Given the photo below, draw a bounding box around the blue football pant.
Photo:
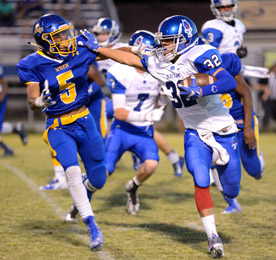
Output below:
[237,115,264,177]
[185,129,241,199]
[105,126,159,175]
[46,113,106,189]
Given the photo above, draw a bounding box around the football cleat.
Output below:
[2,146,14,156]
[222,198,242,214]
[83,215,104,251]
[14,122,28,145]
[64,204,78,223]
[173,156,185,177]
[208,234,225,258]
[125,180,140,215]
[39,178,68,190]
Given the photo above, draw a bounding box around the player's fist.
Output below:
[145,108,164,122]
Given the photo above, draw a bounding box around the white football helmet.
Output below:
[210,0,238,22]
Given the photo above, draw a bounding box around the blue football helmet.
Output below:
[92,18,121,47]
[33,14,77,60]
[129,30,155,47]
[210,0,238,22]
[154,15,199,62]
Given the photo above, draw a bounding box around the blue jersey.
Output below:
[16,36,97,116]
[220,52,251,123]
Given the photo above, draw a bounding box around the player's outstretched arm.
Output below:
[97,47,146,72]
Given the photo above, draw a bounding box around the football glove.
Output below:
[131,43,153,57]
[35,80,56,108]
[178,77,202,100]
[78,29,99,53]
[237,45,248,59]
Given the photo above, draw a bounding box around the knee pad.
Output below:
[223,184,240,199]
[87,163,107,190]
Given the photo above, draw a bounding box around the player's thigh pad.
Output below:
[47,127,79,171]
[184,130,212,188]
[104,127,126,175]
[131,135,159,163]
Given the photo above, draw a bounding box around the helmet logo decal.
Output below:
[182,19,192,38]
[34,24,43,34]
[134,35,143,46]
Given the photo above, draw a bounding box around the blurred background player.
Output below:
[0,62,28,156]
[105,30,167,215]
[201,0,247,59]
[212,52,265,214]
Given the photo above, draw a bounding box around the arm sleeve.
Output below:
[201,69,237,96]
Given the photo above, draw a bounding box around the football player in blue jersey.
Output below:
[0,63,28,156]
[210,52,265,213]
[16,14,108,251]
[201,0,248,59]
[39,62,108,191]
[80,15,243,258]
[201,0,264,214]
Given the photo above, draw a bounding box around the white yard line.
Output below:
[1,161,115,260]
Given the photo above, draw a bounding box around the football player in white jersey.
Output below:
[78,14,242,258]
[105,30,167,215]
[201,0,247,59]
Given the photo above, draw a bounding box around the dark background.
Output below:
[113,0,213,34]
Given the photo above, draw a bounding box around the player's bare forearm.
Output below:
[27,83,42,111]
[235,74,256,149]
[96,47,146,71]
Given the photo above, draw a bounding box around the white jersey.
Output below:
[107,63,160,127]
[97,42,128,76]
[201,18,246,54]
[144,44,236,133]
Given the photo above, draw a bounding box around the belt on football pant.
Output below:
[43,108,90,156]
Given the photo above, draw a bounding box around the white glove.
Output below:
[131,43,153,56]
[145,108,164,122]
[34,80,56,108]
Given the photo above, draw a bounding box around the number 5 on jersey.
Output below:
[57,70,77,104]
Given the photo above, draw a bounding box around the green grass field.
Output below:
[1,132,276,260]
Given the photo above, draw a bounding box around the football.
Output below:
[180,73,217,87]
